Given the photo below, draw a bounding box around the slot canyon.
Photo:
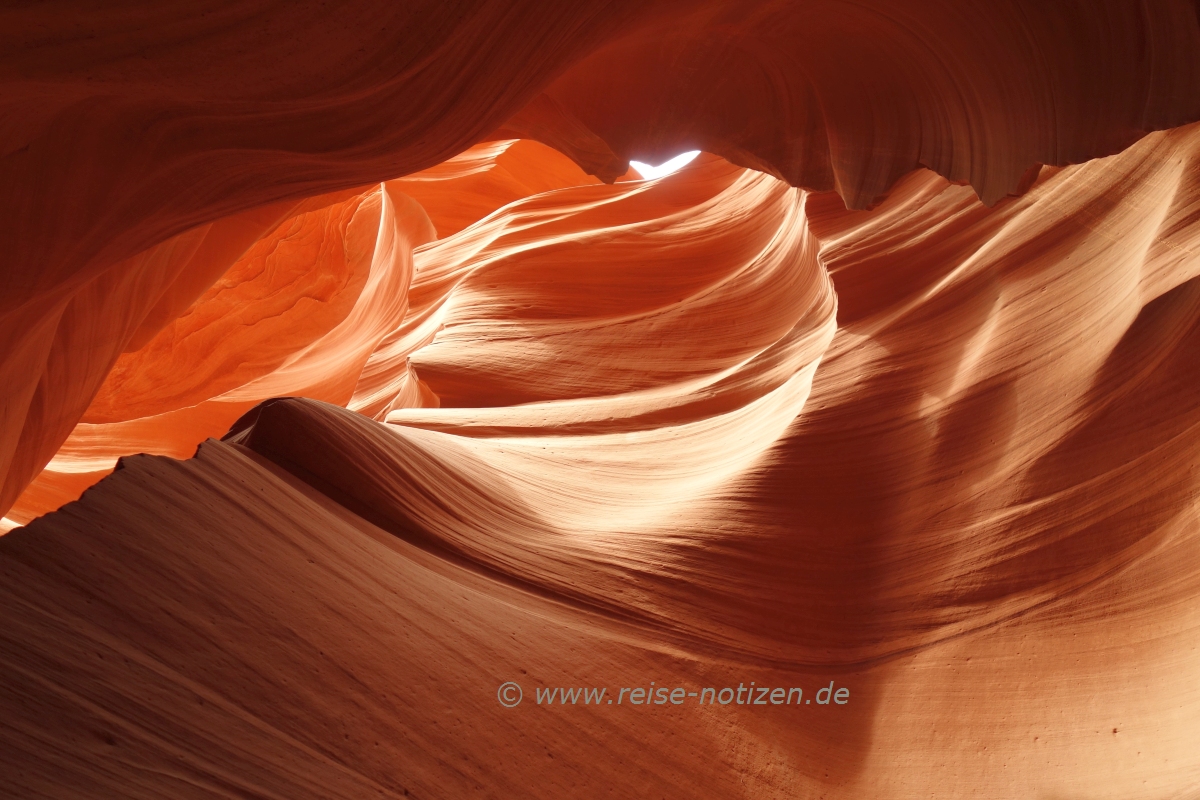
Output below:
[4,2,1200,797]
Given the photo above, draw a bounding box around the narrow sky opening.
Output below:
[629,150,701,180]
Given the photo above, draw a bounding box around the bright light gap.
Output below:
[629,150,701,180]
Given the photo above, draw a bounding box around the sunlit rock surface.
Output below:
[4,2,1200,797]
[4,140,603,526]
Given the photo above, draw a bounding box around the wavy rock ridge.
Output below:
[3,123,1200,796]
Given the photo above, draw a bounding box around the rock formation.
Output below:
[3,2,1200,797]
